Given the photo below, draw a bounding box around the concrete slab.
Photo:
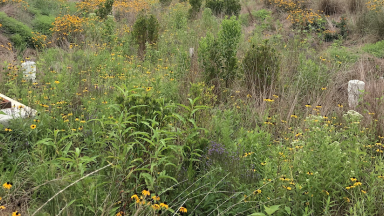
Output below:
[0,93,37,126]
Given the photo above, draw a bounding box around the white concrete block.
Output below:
[189,48,194,58]
[0,93,37,126]
[348,80,365,108]
[21,61,36,82]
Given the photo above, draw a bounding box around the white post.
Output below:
[348,80,365,108]
[189,48,194,58]
[21,61,36,82]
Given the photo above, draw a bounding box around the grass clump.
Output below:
[363,40,384,58]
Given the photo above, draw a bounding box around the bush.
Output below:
[243,40,280,92]
[0,12,34,47]
[32,15,55,36]
[132,13,159,58]
[189,0,203,19]
[205,0,241,17]
[160,0,172,6]
[199,16,242,88]
[96,0,114,20]
[253,9,271,21]
[205,0,223,16]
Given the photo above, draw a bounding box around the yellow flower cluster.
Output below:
[76,0,149,14]
[50,15,84,41]
[366,0,384,11]
[266,0,321,27]
[31,32,49,49]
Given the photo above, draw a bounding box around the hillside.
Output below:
[1,0,384,215]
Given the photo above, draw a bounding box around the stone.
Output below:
[348,80,365,108]
[21,61,36,82]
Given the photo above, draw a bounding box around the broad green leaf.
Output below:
[264,205,281,215]
[249,213,266,216]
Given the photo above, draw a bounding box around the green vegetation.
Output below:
[363,40,384,58]
[3,0,384,215]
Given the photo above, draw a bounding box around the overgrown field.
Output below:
[2,0,384,215]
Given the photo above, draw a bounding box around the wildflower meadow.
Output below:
[2,0,384,215]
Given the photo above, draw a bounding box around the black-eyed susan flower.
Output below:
[291,114,298,118]
[346,185,351,190]
[142,189,150,196]
[151,204,160,210]
[3,182,12,189]
[30,124,36,130]
[131,194,139,201]
[343,197,350,203]
[306,172,313,175]
[354,181,362,186]
[12,211,20,216]
[116,211,124,216]
[152,195,160,201]
[254,189,261,194]
[316,105,322,108]
[54,80,60,84]
[160,202,169,209]
[80,119,86,123]
[273,94,279,98]
[0,206,5,210]
[350,177,357,182]
[305,104,311,108]
[4,128,12,132]
[338,104,343,108]
[102,101,108,104]
[179,206,187,213]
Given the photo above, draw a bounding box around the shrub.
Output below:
[132,13,159,58]
[199,16,242,88]
[96,0,114,20]
[205,0,223,16]
[32,15,55,36]
[205,0,241,17]
[0,12,34,47]
[253,9,271,21]
[242,40,280,92]
[223,0,241,16]
[159,0,172,6]
[189,0,203,19]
